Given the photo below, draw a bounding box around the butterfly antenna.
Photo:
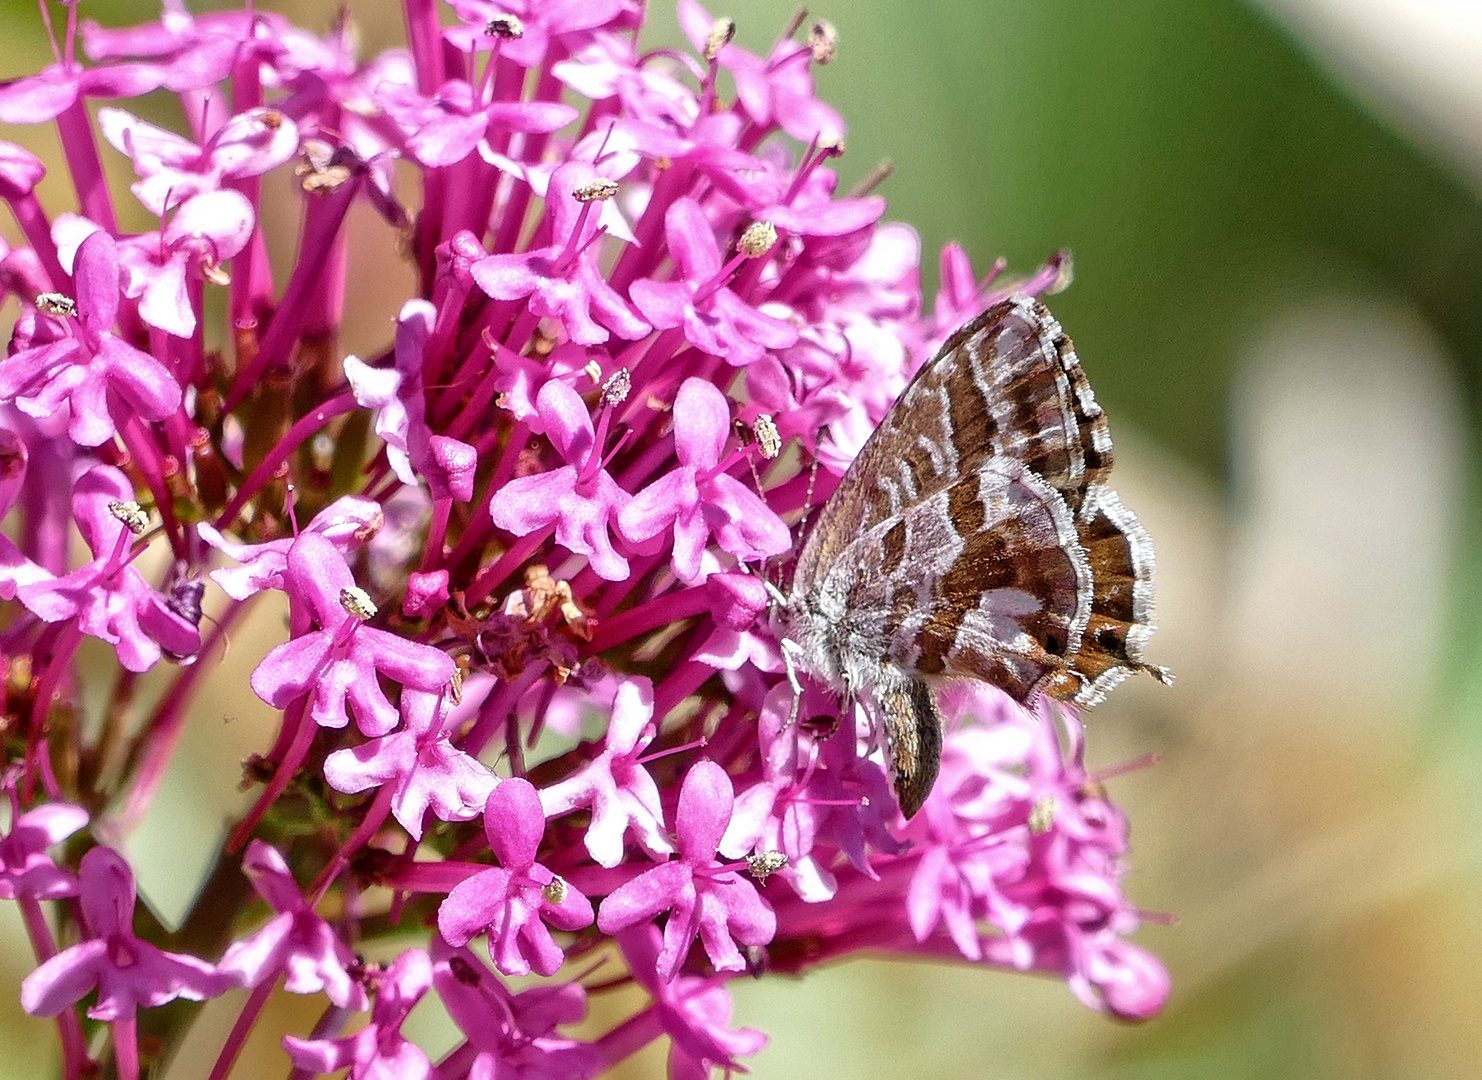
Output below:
[792,431,824,552]
[203,611,233,662]
[736,414,785,585]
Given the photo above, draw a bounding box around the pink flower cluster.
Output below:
[0,1,1168,1077]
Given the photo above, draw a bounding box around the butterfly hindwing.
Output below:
[797,456,1091,704]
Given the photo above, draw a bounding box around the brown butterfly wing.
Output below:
[793,295,1162,706]
[810,456,1093,702]
[795,296,1098,591]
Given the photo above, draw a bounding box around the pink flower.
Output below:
[97,105,300,217]
[629,198,798,367]
[598,760,776,981]
[615,924,767,1079]
[344,299,476,498]
[197,495,383,601]
[0,231,179,445]
[677,0,844,144]
[432,942,602,1079]
[18,465,200,672]
[539,677,674,868]
[0,795,88,901]
[488,378,633,581]
[283,948,434,1080]
[55,192,255,338]
[21,847,231,1020]
[323,688,497,838]
[438,778,595,977]
[217,841,369,1010]
[382,77,577,168]
[249,532,454,735]
[0,55,163,126]
[471,161,649,346]
[618,377,791,584]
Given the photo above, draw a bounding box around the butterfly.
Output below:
[780,295,1169,817]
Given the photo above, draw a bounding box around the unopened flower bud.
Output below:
[35,292,77,317]
[1028,795,1057,834]
[809,20,838,63]
[486,14,524,38]
[738,221,778,258]
[704,17,736,60]
[572,178,618,203]
[340,586,377,621]
[108,500,149,535]
[747,850,788,881]
[543,875,569,904]
[600,368,631,407]
[753,414,781,459]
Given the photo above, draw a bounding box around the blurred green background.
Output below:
[5,0,1482,1077]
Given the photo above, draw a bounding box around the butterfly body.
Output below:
[782,296,1166,817]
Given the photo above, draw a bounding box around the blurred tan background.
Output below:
[6,1,1482,1078]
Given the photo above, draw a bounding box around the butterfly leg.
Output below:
[779,636,806,698]
[778,636,808,727]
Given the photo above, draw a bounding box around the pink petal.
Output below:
[663,198,723,280]
[135,251,194,337]
[73,230,121,339]
[438,866,511,947]
[482,99,578,134]
[210,107,301,178]
[251,634,333,710]
[674,761,733,861]
[534,379,595,465]
[482,778,544,871]
[165,189,254,257]
[489,466,576,536]
[606,678,655,756]
[285,532,357,627]
[672,378,729,469]
[97,334,182,420]
[706,474,792,559]
[616,469,689,546]
[20,939,108,1016]
[78,846,135,939]
[0,140,46,198]
[407,111,491,167]
[542,881,595,932]
[470,251,544,301]
[595,862,691,934]
[0,68,80,125]
[669,501,710,585]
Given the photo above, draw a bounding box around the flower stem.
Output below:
[205,979,277,1080]
[214,391,358,530]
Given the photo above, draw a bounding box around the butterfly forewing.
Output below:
[794,296,1098,593]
